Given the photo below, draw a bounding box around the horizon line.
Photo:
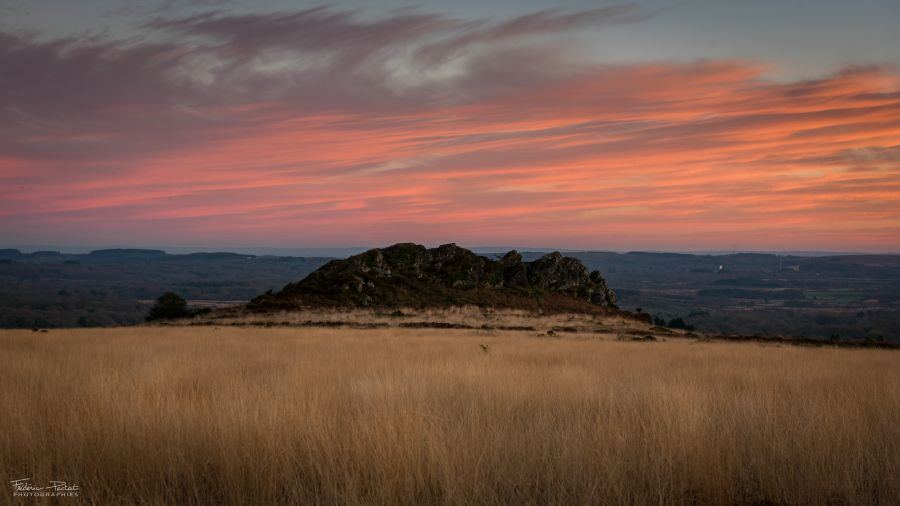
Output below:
[2,244,897,257]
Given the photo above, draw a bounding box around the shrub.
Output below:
[146,292,189,321]
[668,317,695,331]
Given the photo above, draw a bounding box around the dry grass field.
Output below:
[2,320,899,505]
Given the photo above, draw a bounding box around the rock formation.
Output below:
[249,243,617,312]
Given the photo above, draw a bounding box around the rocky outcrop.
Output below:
[249,243,617,312]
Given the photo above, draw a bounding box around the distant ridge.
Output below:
[89,249,167,256]
[249,243,618,313]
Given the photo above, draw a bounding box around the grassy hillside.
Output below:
[2,323,898,504]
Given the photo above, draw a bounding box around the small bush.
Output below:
[668,317,695,331]
[146,292,190,321]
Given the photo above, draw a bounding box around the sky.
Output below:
[1,0,899,252]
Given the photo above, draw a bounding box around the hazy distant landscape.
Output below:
[2,247,897,341]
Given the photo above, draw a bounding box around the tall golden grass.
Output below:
[1,325,899,505]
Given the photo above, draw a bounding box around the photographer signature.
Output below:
[10,478,79,492]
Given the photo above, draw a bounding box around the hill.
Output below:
[0,249,328,327]
[248,243,618,313]
[1,247,897,340]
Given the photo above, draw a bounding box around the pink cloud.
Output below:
[0,8,899,251]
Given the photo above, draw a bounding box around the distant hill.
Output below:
[0,249,329,328]
[249,243,618,313]
[1,246,897,340]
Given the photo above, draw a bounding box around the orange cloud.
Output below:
[1,11,898,250]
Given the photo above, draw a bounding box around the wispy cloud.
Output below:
[0,6,898,250]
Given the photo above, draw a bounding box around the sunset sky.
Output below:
[1,0,899,252]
